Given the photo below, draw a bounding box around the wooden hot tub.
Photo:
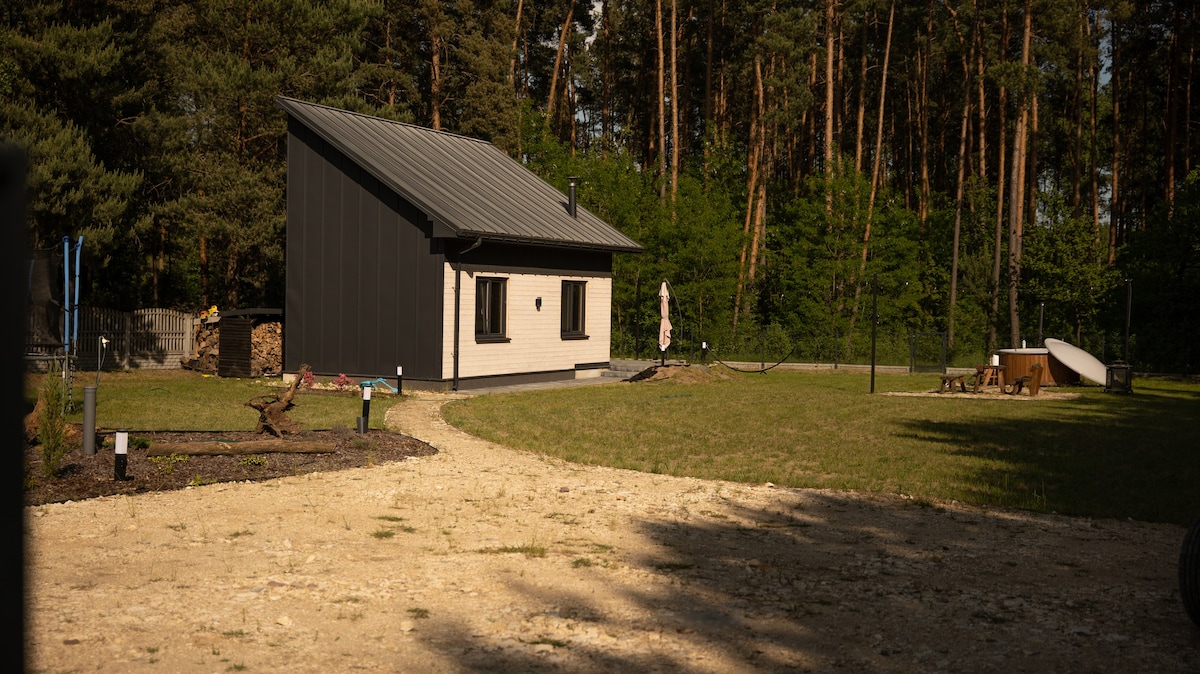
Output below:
[997,348,1080,386]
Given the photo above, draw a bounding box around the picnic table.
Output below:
[973,364,1005,393]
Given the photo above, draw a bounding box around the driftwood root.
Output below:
[246,364,310,437]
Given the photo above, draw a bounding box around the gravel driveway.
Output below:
[26,390,1200,672]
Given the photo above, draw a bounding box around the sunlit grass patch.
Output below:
[444,371,1200,524]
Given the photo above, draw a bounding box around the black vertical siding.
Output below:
[285,120,445,380]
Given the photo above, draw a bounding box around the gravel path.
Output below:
[26,390,1200,672]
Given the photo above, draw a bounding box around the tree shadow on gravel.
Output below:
[417,491,1198,673]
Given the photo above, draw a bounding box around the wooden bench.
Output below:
[939,374,967,393]
[1009,363,1043,396]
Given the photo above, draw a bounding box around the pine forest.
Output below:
[4,0,1199,372]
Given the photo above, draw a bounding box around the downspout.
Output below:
[452,237,483,391]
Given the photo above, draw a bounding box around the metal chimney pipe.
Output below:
[567,177,578,218]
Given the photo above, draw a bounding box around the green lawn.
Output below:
[30,369,397,432]
[443,369,1200,525]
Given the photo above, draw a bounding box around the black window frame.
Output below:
[475,276,509,343]
[561,280,588,340]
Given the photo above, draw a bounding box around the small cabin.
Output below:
[277,97,642,389]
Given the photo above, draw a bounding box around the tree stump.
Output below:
[246,364,309,437]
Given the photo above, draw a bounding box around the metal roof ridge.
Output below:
[275,96,494,146]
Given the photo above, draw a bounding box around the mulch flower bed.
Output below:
[24,427,437,507]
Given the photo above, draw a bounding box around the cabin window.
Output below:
[475,277,507,341]
[561,281,587,339]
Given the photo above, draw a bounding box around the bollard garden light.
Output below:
[358,384,372,434]
[114,430,129,481]
[82,386,96,455]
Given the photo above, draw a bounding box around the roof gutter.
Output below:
[447,230,643,254]
[452,237,484,391]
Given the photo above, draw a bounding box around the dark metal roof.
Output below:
[277,97,643,253]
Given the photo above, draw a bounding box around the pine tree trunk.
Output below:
[862,0,894,255]
[824,0,836,217]
[989,8,1010,356]
[430,34,442,130]
[656,0,667,198]
[509,0,524,86]
[734,53,765,329]
[1071,9,1084,216]
[1186,15,1194,176]
[918,9,932,229]
[854,10,869,174]
[1027,90,1038,225]
[845,0,893,345]
[1165,5,1180,214]
[199,234,209,308]
[670,0,680,205]
[602,0,612,141]
[546,3,575,122]
[1089,12,1101,246]
[1008,0,1032,348]
[385,14,396,106]
[948,25,973,350]
[704,0,714,130]
[747,173,767,294]
[1109,15,1121,264]
[976,8,987,180]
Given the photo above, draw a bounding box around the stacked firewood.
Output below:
[181,316,282,376]
[182,319,219,373]
[251,321,283,376]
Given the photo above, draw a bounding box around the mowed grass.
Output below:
[28,369,397,432]
[443,370,1200,525]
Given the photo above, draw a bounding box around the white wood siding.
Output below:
[441,263,611,380]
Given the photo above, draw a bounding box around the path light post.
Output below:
[358,384,372,434]
[82,386,96,455]
[114,430,129,481]
[1038,302,1045,346]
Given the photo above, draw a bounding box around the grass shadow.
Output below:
[892,382,1200,524]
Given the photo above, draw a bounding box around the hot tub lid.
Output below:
[1045,338,1106,385]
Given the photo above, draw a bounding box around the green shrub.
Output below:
[37,373,70,478]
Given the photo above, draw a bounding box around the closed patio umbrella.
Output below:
[658,281,672,365]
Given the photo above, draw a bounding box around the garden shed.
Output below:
[216,308,283,378]
[277,97,642,390]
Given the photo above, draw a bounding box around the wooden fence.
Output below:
[27,308,194,370]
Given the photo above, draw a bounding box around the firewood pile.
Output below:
[182,319,219,374]
[251,321,283,376]
[181,318,282,376]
